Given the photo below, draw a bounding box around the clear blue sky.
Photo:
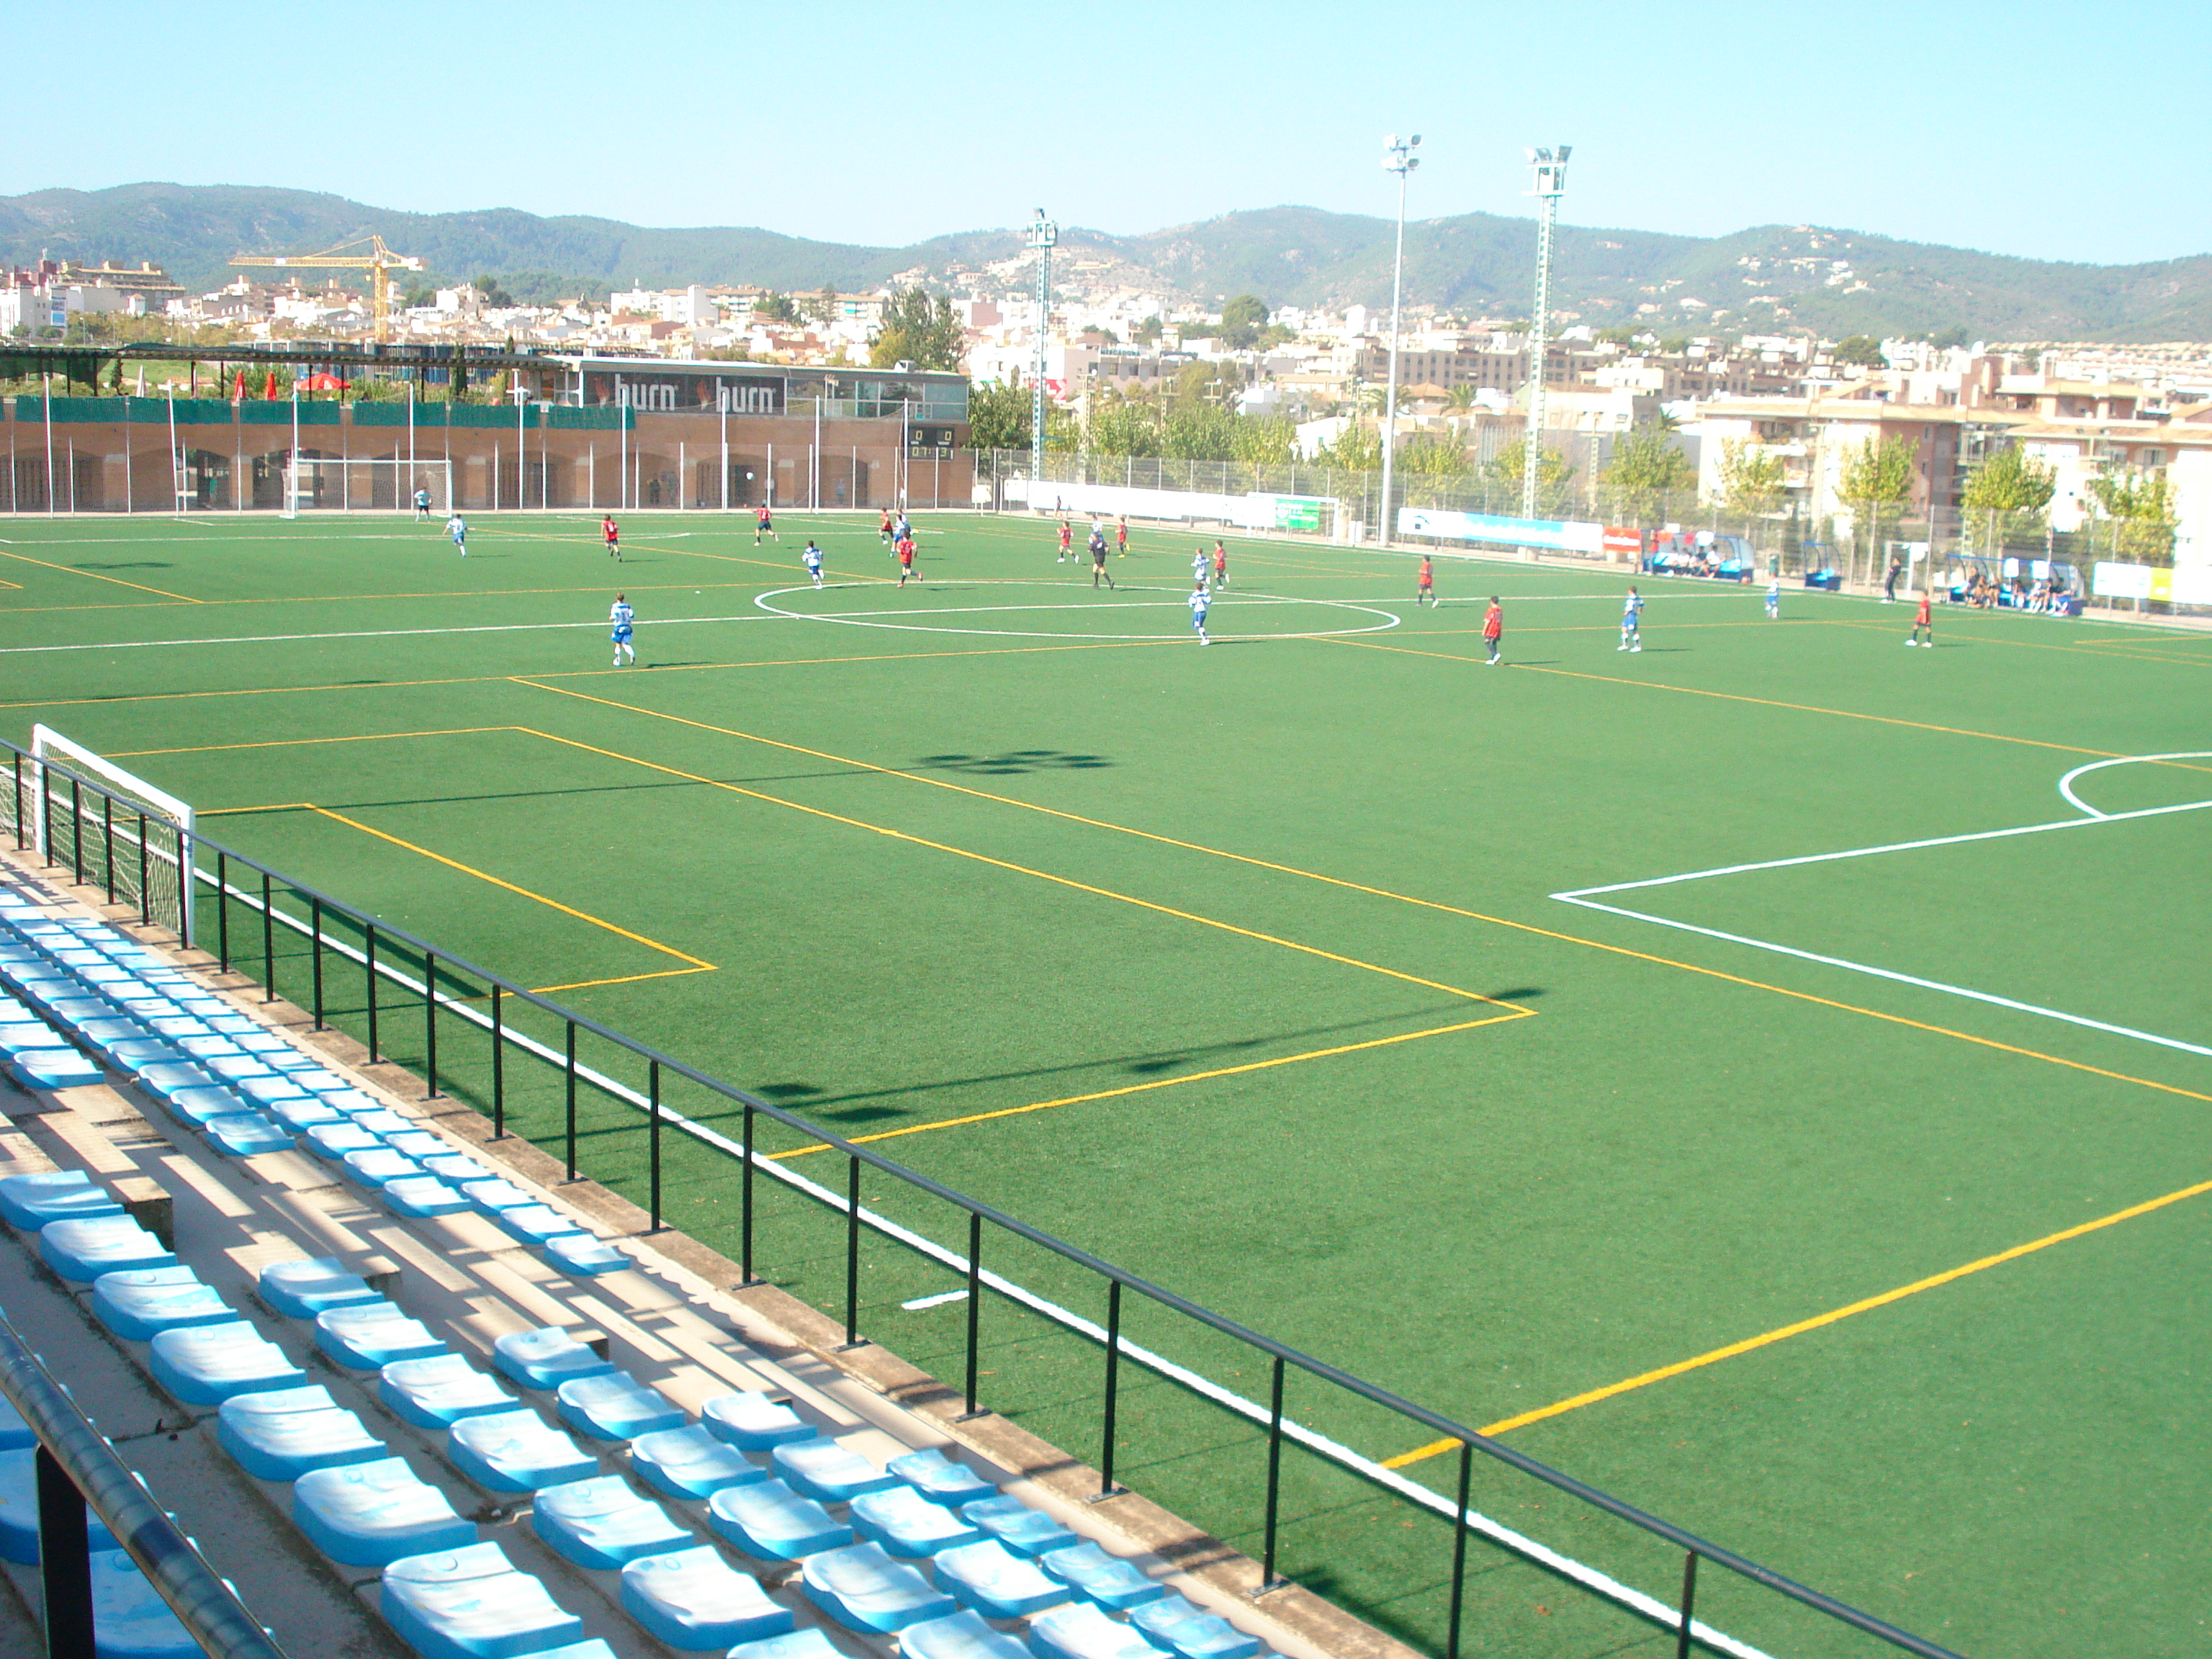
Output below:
[8,0,2206,265]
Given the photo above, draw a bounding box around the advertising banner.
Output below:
[1397,508,1606,554]
[1602,526,1642,559]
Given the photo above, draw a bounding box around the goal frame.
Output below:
[282,457,454,518]
[30,726,197,945]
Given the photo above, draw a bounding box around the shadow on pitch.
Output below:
[76,561,176,570]
[745,992,1542,1124]
[914,750,1113,777]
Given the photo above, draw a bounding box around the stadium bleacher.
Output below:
[0,876,1318,1659]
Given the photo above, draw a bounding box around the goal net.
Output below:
[282,457,454,518]
[14,727,196,945]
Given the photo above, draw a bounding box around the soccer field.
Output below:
[3,510,2207,1658]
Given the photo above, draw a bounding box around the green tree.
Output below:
[1131,316,1164,346]
[870,287,964,372]
[2086,469,2178,560]
[1960,443,2056,553]
[1838,436,1917,578]
[1400,433,1470,477]
[472,274,515,309]
[965,379,1032,452]
[1830,334,1885,367]
[1087,393,1163,458]
[1601,425,1696,534]
[1718,439,1786,516]
[1219,295,1269,351]
[1316,422,1382,472]
[753,291,801,325]
[1482,439,1574,511]
[805,284,839,324]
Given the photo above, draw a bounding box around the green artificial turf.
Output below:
[2,509,2206,1659]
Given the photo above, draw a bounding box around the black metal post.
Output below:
[1259,1354,1287,1592]
[38,761,53,870]
[364,925,379,1064]
[9,752,20,851]
[136,813,150,927]
[1447,1441,1473,1659]
[423,950,439,1097]
[562,1020,577,1180]
[35,1444,94,1659]
[648,1059,662,1231]
[258,871,274,1001]
[841,1155,863,1349]
[1676,1551,1700,1659]
[310,898,324,1028]
[960,1210,984,1419]
[101,793,114,903]
[68,778,83,886]
[739,1102,759,1286]
[490,984,505,1138]
[1097,1280,1123,1501]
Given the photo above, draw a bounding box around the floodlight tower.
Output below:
[1519,145,1570,531]
[1377,134,1420,547]
[1028,209,1058,480]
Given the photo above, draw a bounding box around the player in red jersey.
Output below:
[1416,556,1435,606]
[879,507,894,545]
[601,514,621,561]
[1483,596,1503,664]
[897,533,918,588]
[1213,540,1228,588]
[1116,516,1129,557]
[1907,588,1934,647]
[1057,519,1073,562]
[755,503,778,546]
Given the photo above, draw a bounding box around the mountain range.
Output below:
[4,183,2208,343]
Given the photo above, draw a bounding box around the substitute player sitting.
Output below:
[609,594,635,666]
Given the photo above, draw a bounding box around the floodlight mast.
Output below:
[1377,134,1420,548]
[1519,144,1570,543]
[1028,210,1058,482]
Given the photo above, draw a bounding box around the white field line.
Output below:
[202,870,1768,1658]
[1555,759,2212,1060]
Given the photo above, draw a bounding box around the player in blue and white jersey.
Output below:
[609,594,635,666]
[1765,575,1781,620]
[1192,545,1212,586]
[1189,580,1212,645]
[802,541,824,587]
[413,486,431,520]
[1619,586,1643,652]
[445,513,467,556]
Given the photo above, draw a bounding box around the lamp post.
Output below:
[1378,134,1420,547]
[1519,145,1570,544]
[1028,210,1058,485]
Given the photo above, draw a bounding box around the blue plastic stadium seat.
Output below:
[492,1327,614,1392]
[1041,1542,1166,1611]
[629,1425,763,1501]
[1028,1601,1174,1659]
[258,1257,379,1319]
[904,1609,1038,1659]
[495,1205,587,1249]
[932,1539,1071,1619]
[202,1054,276,1086]
[553,1372,684,1443]
[150,1321,306,1405]
[166,1086,253,1130]
[303,1123,381,1161]
[706,1480,850,1561]
[206,1112,294,1158]
[771,1438,895,1503]
[1128,1597,1262,1659]
[422,1154,487,1184]
[801,1541,956,1635]
[12,1048,102,1090]
[849,1484,984,1559]
[91,1266,234,1341]
[89,1547,198,1659]
[117,1037,204,1074]
[268,1095,343,1134]
[541,1233,626,1277]
[133,1061,215,1102]
[622,1545,793,1650]
[286,1067,350,1094]
[727,1630,844,1659]
[447,1409,598,1493]
[960,1503,1079,1565]
[295,1457,475,1568]
[380,1355,513,1430]
[701,1391,814,1450]
[216,1385,385,1480]
[40,1215,177,1283]
[461,1178,532,1216]
[0,1396,32,1451]
[237,1073,310,1109]
[341,1148,426,1190]
[530,1475,691,1570]
[385,1175,470,1218]
[0,1169,121,1231]
[319,1088,383,1115]
[0,1448,117,1563]
[47,998,116,1028]
[78,1017,152,1054]
[315,1301,448,1370]
[889,1446,997,1505]
[381,1542,584,1659]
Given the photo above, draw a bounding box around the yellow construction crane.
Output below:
[228,234,425,344]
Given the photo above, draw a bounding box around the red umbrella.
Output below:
[300,372,350,392]
[263,370,278,401]
[232,369,245,401]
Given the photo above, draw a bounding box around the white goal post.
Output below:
[29,727,197,945]
[282,457,455,518]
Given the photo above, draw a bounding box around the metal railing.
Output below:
[1,738,1970,1659]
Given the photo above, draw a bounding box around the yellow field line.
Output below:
[1817,615,2212,669]
[511,723,1530,1013]
[529,968,715,994]
[770,1015,1523,1159]
[0,580,783,617]
[197,800,715,971]
[112,727,513,758]
[510,678,2212,1104]
[1382,1172,2212,1465]
[0,547,202,601]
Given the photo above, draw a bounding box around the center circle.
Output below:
[752,579,1403,641]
